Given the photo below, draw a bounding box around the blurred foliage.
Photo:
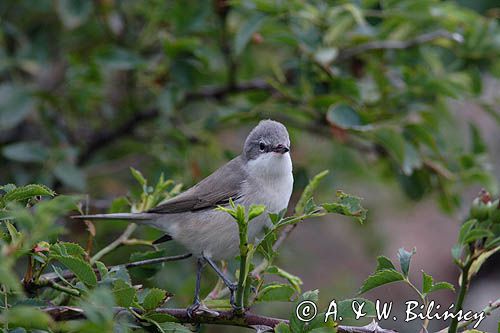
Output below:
[1,0,500,331]
[0,0,499,212]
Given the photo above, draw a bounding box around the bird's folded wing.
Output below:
[147,156,246,214]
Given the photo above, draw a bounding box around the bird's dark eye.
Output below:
[259,142,266,151]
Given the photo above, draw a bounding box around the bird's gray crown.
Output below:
[243,119,290,160]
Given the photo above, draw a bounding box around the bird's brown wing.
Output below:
[147,156,246,214]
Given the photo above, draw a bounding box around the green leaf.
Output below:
[290,290,319,333]
[326,104,365,130]
[338,298,376,320]
[462,229,494,244]
[156,322,191,333]
[130,167,147,186]
[258,283,296,302]
[58,242,86,258]
[53,163,86,191]
[2,142,49,163]
[266,266,303,292]
[112,279,137,307]
[0,262,22,292]
[428,281,455,293]
[397,247,415,277]
[248,204,266,221]
[143,288,168,311]
[295,170,329,215]
[358,269,405,294]
[96,47,142,70]
[376,256,396,271]
[234,13,266,56]
[373,128,405,165]
[458,219,477,244]
[144,312,179,323]
[275,322,292,333]
[2,184,55,203]
[56,0,93,29]
[3,306,53,329]
[53,255,97,287]
[0,84,34,131]
[322,190,366,223]
[422,271,433,294]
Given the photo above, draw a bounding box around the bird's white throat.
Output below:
[246,152,293,181]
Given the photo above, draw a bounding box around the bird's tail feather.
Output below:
[71,213,153,220]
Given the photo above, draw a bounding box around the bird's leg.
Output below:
[202,255,240,311]
[187,257,205,318]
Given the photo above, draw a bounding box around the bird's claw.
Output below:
[187,299,200,319]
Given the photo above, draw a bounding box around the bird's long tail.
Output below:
[71,213,154,220]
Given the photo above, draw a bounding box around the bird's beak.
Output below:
[272,144,290,154]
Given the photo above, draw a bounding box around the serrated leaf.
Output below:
[358,269,404,294]
[376,256,396,271]
[112,279,137,307]
[428,282,455,293]
[322,190,366,223]
[2,184,55,203]
[59,242,86,258]
[295,170,329,215]
[397,247,415,277]
[143,288,168,311]
[53,255,97,287]
[422,271,433,294]
[258,284,295,302]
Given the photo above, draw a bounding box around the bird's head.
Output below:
[243,119,290,162]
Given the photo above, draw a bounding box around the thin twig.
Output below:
[40,306,397,332]
[336,30,464,61]
[30,253,193,288]
[90,223,137,264]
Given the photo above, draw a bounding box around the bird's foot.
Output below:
[228,283,244,314]
[187,299,201,319]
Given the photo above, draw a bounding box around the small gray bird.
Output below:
[74,119,293,314]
